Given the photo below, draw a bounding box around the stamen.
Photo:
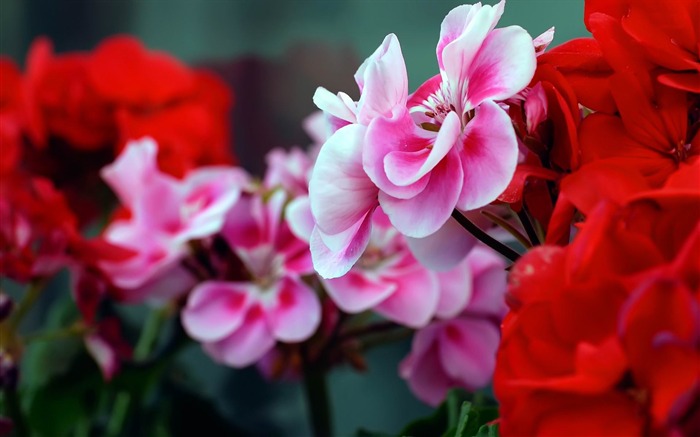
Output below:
[420,122,441,132]
[425,111,436,118]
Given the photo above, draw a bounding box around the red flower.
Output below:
[0,58,23,175]
[586,0,700,93]
[21,35,236,178]
[24,38,116,150]
[495,190,700,436]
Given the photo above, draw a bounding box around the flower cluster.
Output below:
[2,1,698,435]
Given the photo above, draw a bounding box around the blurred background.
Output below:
[1,1,587,435]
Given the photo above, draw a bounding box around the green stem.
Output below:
[106,307,170,436]
[23,323,89,344]
[516,208,541,246]
[451,210,521,262]
[302,361,332,437]
[7,280,45,332]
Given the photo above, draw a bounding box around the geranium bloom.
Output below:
[98,138,248,301]
[585,0,700,93]
[364,0,536,237]
[399,246,508,405]
[182,191,321,367]
[321,209,440,328]
[308,33,406,278]
[495,190,700,436]
[308,1,536,278]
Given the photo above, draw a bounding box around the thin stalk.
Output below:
[451,210,521,262]
[23,323,89,344]
[480,210,532,249]
[106,307,170,437]
[7,280,45,332]
[302,359,332,437]
[516,208,541,246]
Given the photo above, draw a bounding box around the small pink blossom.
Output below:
[98,137,248,301]
[308,34,408,279]
[400,246,508,405]
[321,209,440,328]
[364,0,536,238]
[182,191,321,367]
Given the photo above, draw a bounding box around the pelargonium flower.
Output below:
[321,209,440,328]
[308,1,536,278]
[365,0,535,238]
[495,190,700,436]
[399,246,508,405]
[308,33,407,278]
[182,190,321,367]
[98,138,248,301]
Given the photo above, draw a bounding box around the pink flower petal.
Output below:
[312,87,357,124]
[437,318,500,389]
[323,269,396,312]
[178,167,248,240]
[310,215,373,279]
[182,281,251,342]
[455,100,518,211]
[309,124,378,236]
[407,74,443,109]
[364,112,432,200]
[435,258,473,319]
[466,26,536,108]
[203,304,276,368]
[286,196,314,243]
[400,340,453,406]
[85,334,119,381]
[405,214,476,271]
[384,112,462,186]
[465,246,508,317]
[375,265,440,328]
[379,150,463,238]
[100,137,160,209]
[440,2,505,94]
[266,277,321,342]
[355,33,408,123]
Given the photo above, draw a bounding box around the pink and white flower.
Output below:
[98,137,249,301]
[399,245,508,405]
[364,0,536,238]
[308,1,536,278]
[182,191,321,367]
[308,34,408,279]
[321,209,440,328]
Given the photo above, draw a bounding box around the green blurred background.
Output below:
[1,1,587,435]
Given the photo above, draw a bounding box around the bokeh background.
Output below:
[1,1,588,435]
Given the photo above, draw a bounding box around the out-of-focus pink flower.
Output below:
[98,138,248,301]
[364,1,535,239]
[182,191,321,367]
[321,209,440,328]
[308,34,407,279]
[263,147,313,196]
[400,246,507,405]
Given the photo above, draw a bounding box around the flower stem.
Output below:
[516,208,541,246]
[451,210,521,262]
[302,359,332,437]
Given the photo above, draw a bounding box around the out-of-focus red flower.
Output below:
[20,35,236,180]
[0,58,23,175]
[585,0,700,93]
[0,173,78,281]
[24,38,116,150]
[495,189,700,437]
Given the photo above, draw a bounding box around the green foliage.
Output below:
[354,390,499,437]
